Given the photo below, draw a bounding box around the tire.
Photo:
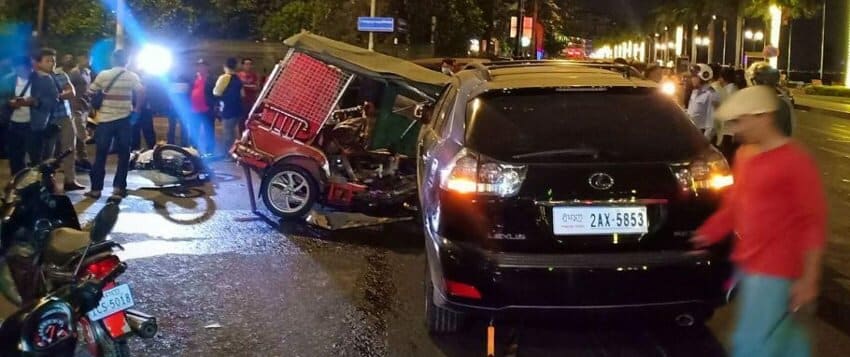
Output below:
[152,144,203,180]
[260,164,319,220]
[425,262,465,335]
[92,334,131,357]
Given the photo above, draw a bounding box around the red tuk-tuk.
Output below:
[232,32,449,225]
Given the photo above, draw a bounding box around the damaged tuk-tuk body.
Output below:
[232,32,448,227]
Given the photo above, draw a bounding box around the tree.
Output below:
[433,0,486,56]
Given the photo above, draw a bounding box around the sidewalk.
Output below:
[790,88,850,119]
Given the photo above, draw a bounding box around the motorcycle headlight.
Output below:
[22,299,75,353]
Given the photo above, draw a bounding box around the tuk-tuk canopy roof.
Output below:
[284,32,449,99]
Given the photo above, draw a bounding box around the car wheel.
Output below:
[260,164,319,220]
[425,262,465,334]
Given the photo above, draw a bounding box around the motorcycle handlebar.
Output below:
[37,150,73,173]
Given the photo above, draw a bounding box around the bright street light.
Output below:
[136,44,173,75]
[667,41,675,48]
[754,31,764,41]
[744,30,754,40]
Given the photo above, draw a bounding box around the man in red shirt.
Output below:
[190,59,215,156]
[692,85,826,357]
[238,58,260,133]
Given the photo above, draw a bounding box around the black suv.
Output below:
[416,61,733,334]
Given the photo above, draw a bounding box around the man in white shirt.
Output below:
[85,49,145,199]
[1,56,38,174]
[687,64,721,139]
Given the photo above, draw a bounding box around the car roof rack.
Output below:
[483,60,634,79]
[463,62,492,81]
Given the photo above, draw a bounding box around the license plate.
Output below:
[87,284,135,322]
[553,206,649,235]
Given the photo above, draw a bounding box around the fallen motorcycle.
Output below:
[129,143,210,197]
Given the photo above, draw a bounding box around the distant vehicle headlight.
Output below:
[137,44,173,76]
[660,81,677,96]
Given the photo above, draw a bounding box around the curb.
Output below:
[794,104,850,120]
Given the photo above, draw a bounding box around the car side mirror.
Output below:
[414,103,433,125]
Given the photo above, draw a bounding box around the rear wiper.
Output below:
[512,148,600,160]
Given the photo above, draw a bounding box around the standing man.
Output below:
[69,54,93,171]
[189,59,215,156]
[167,71,191,145]
[132,68,157,151]
[214,57,243,158]
[30,48,61,162]
[1,56,38,174]
[687,64,720,139]
[52,55,85,191]
[715,67,740,160]
[85,49,145,199]
[692,85,826,357]
[238,58,259,133]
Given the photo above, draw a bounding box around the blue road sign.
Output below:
[357,17,395,33]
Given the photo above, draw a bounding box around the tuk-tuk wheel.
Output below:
[260,164,319,220]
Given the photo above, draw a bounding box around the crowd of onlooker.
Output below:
[0,48,265,199]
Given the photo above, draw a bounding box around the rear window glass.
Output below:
[465,88,707,163]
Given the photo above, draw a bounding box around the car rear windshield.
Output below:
[465,87,707,163]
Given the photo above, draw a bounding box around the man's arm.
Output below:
[131,74,145,113]
[88,72,105,94]
[57,73,75,100]
[789,154,828,311]
[213,74,230,97]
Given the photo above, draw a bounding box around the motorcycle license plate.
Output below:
[87,284,135,321]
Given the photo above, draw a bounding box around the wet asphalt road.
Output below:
[3,109,850,356]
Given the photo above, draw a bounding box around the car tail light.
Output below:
[441,149,527,197]
[671,150,733,193]
[445,280,482,300]
[84,256,121,279]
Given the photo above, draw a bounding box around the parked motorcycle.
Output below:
[0,202,156,356]
[0,157,157,355]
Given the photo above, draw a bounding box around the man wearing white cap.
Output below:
[692,85,826,357]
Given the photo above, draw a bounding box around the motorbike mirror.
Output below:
[90,203,120,243]
[414,103,433,124]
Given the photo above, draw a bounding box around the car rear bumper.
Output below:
[426,234,732,317]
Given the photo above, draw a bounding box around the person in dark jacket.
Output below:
[1,56,40,173]
[30,48,61,163]
[213,57,243,159]
[132,70,159,150]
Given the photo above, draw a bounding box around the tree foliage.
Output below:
[0,0,572,57]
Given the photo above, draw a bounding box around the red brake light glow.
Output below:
[446,280,482,300]
[84,256,120,279]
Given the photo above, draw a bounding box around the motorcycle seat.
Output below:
[43,228,91,266]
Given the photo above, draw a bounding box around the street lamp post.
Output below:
[708,15,716,64]
[116,0,126,49]
[36,0,46,39]
[722,19,728,65]
[368,0,376,51]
